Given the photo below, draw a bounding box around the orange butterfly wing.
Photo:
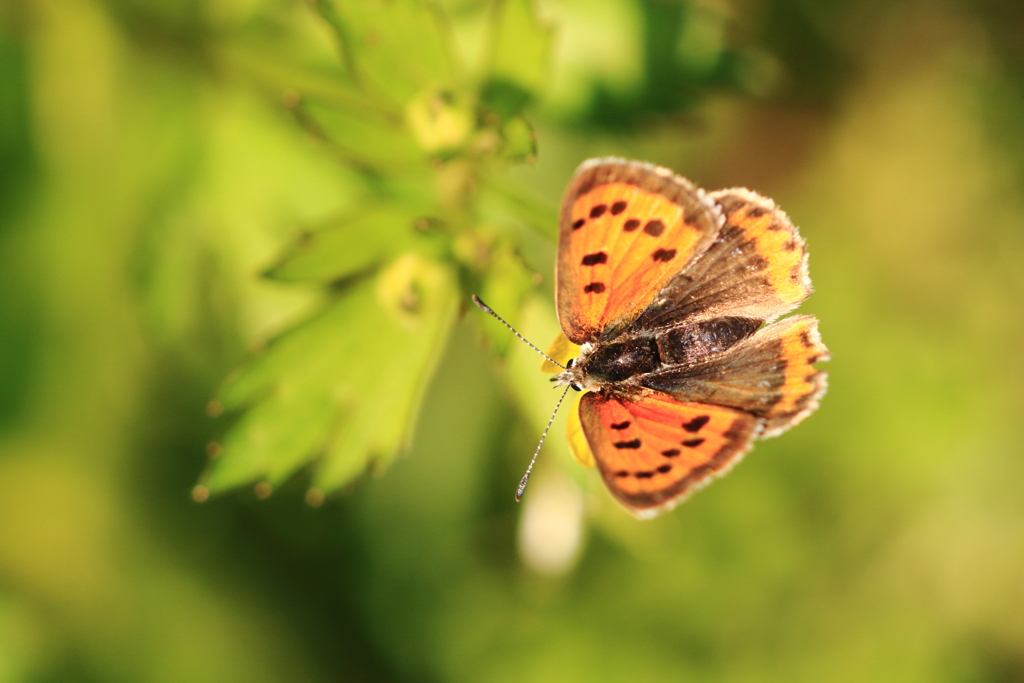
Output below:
[556,158,723,344]
[578,391,760,517]
[755,316,829,436]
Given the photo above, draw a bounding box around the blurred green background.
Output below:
[2,0,1024,680]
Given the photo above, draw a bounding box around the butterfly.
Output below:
[475,158,829,517]
[521,157,829,520]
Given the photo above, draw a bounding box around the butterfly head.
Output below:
[552,348,590,392]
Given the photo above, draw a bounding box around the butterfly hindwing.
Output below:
[641,315,829,437]
[556,158,723,344]
[633,188,812,331]
[578,391,760,517]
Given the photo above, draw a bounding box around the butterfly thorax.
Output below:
[555,337,659,392]
[555,317,763,393]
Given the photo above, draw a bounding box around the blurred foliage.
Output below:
[2,0,1024,682]
[192,0,561,500]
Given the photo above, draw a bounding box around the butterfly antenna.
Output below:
[516,385,571,501]
[471,294,565,370]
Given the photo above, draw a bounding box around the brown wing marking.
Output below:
[556,158,723,344]
[641,315,829,438]
[579,391,760,517]
[632,188,812,331]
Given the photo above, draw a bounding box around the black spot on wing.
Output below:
[651,248,677,262]
[611,200,627,215]
[572,218,585,230]
[582,252,608,266]
[683,415,709,432]
[610,421,631,430]
[615,470,629,478]
[644,219,665,236]
[623,219,641,232]
[657,464,672,473]
[635,471,654,479]
[590,204,607,218]
[661,449,680,457]
[682,438,705,448]
[614,439,642,449]
[584,282,606,294]
[747,206,767,218]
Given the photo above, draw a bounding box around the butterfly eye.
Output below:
[567,358,575,368]
[570,384,581,392]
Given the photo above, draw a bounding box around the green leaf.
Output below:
[318,0,458,105]
[206,253,459,495]
[205,390,337,494]
[497,114,537,162]
[479,78,533,120]
[265,204,423,283]
[300,97,426,170]
[487,0,554,96]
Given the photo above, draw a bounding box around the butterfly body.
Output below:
[549,158,830,518]
[554,316,763,392]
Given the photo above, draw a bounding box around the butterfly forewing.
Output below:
[556,159,723,344]
[633,188,812,332]
[578,391,760,517]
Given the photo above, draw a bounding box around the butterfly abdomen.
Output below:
[654,317,761,366]
[577,317,761,389]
